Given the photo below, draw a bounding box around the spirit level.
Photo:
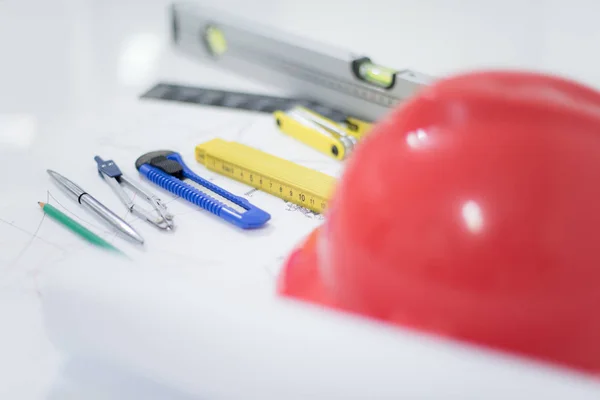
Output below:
[169,2,433,122]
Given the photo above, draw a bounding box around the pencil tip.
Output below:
[38,202,45,207]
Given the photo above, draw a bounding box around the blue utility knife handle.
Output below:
[167,152,249,208]
[137,153,270,229]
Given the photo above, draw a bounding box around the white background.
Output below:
[2,0,600,398]
[3,0,600,120]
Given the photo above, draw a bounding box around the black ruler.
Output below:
[140,82,358,123]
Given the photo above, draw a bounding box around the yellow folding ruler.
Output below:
[195,139,336,214]
[274,106,372,161]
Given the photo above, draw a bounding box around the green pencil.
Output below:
[38,201,122,254]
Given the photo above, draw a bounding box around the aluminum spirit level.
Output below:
[169,2,434,122]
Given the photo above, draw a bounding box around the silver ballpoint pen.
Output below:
[47,169,145,244]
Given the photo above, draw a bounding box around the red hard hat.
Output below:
[277,70,600,374]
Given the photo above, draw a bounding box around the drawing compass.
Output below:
[95,156,175,230]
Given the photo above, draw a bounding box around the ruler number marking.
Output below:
[208,157,327,213]
[221,162,234,175]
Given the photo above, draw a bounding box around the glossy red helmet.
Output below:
[277,70,600,374]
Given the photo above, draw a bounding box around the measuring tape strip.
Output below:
[195,139,336,214]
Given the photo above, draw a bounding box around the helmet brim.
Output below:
[276,226,333,307]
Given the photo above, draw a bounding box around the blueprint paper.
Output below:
[0,97,340,397]
[0,98,341,281]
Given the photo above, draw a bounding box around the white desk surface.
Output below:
[3,0,600,398]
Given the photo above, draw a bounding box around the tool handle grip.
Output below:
[139,165,270,229]
[140,165,223,215]
[169,152,245,206]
